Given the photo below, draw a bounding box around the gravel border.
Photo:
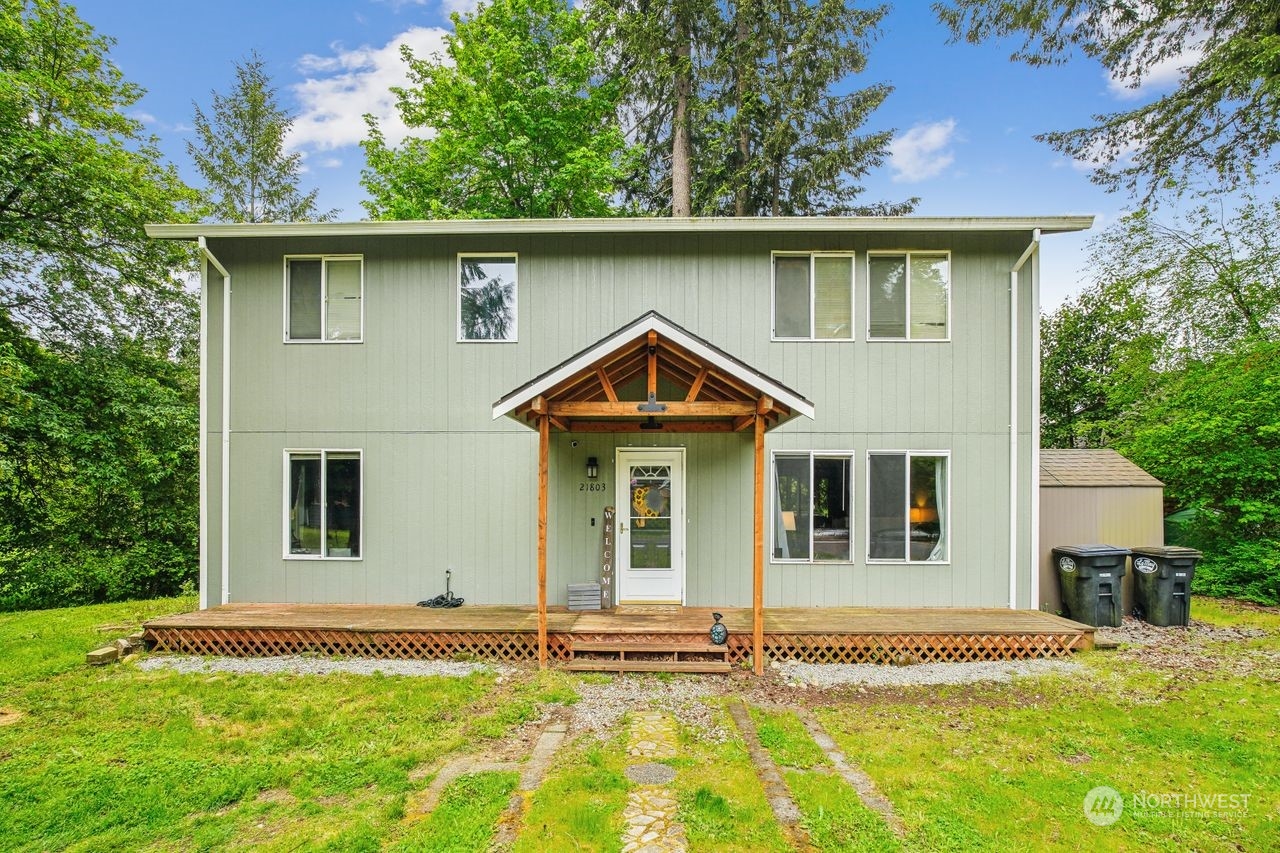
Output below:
[778,659,1084,687]
[137,654,508,678]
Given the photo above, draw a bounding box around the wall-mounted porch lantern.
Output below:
[586,457,599,480]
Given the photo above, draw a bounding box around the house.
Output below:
[145,216,1092,657]
[1038,448,1164,615]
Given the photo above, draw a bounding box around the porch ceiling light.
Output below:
[586,457,599,479]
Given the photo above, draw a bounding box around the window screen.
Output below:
[287,260,323,340]
[773,256,811,338]
[868,255,907,338]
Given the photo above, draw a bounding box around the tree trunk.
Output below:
[671,11,692,217]
[734,3,751,217]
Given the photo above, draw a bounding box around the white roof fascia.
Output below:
[491,314,815,422]
[146,215,1094,240]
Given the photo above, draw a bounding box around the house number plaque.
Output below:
[599,505,616,610]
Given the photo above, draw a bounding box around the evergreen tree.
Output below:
[188,52,335,223]
[593,0,911,216]
[935,0,1280,201]
[712,0,913,216]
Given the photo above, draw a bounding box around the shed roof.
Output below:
[1040,449,1163,488]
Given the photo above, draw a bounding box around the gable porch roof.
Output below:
[492,311,815,433]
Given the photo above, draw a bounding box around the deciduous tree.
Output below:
[361,0,634,219]
[0,0,197,344]
[1120,342,1280,605]
[189,51,336,223]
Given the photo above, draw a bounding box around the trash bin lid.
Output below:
[1051,544,1131,557]
[1129,545,1203,559]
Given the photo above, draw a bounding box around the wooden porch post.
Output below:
[537,414,549,668]
[753,413,765,675]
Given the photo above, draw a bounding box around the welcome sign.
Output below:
[600,505,616,610]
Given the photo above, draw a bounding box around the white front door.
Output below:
[616,447,685,604]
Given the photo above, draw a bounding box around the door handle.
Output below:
[618,522,628,533]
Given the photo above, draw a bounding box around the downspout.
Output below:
[198,237,231,605]
[1029,240,1043,611]
[196,256,209,609]
[1009,229,1040,609]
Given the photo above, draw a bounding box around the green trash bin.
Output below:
[1051,545,1130,627]
[1130,546,1202,626]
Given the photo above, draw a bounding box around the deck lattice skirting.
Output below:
[143,606,1091,666]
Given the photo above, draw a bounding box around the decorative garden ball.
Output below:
[709,611,728,645]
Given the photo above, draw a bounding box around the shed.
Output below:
[1038,449,1164,615]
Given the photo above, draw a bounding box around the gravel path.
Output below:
[778,659,1083,687]
[1095,616,1266,647]
[137,654,508,678]
[570,675,731,743]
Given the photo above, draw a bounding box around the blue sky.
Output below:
[75,0,1168,307]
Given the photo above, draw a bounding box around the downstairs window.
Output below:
[772,453,854,562]
[286,450,362,559]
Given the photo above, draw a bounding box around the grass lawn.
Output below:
[2,596,1276,851]
[817,598,1280,852]
[0,597,516,851]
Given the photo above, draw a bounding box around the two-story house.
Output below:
[146,216,1091,668]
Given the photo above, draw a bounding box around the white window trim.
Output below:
[282,255,365,344]
[770,450,857,565]
[770,251,855,342]
[865,250,952,342]
[865,449,951,565]
[283,448,365,561]
[457,252,519,343]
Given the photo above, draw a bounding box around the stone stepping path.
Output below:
[727,700,812,850]
[406,717,568,849]
[621,711,688,852]
[794,707,906,838]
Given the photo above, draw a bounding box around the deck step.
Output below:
[563,659,732,674]
[572,641,727,655]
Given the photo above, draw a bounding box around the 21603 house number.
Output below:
[579,482,607,492]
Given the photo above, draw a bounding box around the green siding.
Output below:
[203,229,1038,608]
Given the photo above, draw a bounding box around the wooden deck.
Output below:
[144,604,1093,667]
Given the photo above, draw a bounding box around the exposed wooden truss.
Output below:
[510,331,794,434]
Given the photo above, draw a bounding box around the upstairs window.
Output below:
[459,254,517,342]
[868,252,949,340]
[772,253,853,340]
[285,256,363,342]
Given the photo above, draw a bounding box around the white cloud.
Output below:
[889,119,957,183]
[129,111,158,125]
[440,0,482,15]
[288,25,450,153]
[319,157,343,168]
[1106,43,1204,100]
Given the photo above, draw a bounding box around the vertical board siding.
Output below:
[1039,486,1164,615]
[209,230,1035,608]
